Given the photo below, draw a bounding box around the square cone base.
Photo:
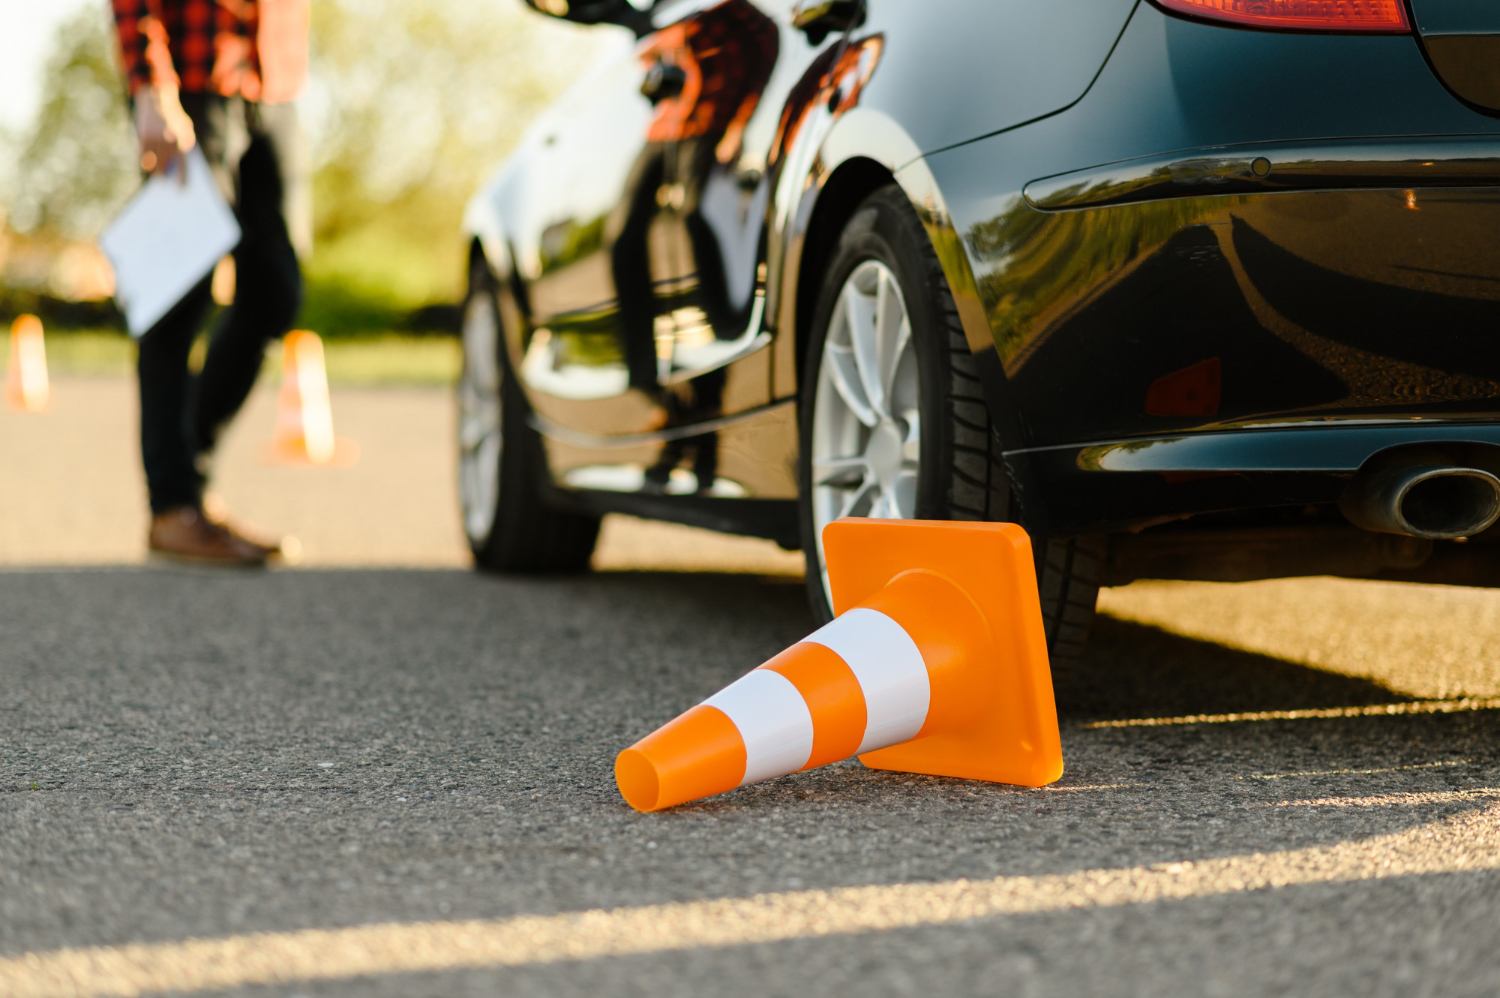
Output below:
[823,518,1063,788]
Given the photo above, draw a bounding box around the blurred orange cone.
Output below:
[266,330,357,466]
[5,314,50,413]
[615,518,1063,812]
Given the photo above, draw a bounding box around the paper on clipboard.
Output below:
[99,148,241,338]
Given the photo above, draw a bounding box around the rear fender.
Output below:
[772,102,1030,463]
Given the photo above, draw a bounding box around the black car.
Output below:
[458,0,1500,663]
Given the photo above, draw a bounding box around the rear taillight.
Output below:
[1154,0,1410,33]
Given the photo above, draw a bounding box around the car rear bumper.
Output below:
[984,139,1500,533]
[1022,135,1500,211]
[919,4,1500,544]
[1015,420,1500,535]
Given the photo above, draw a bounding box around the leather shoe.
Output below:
[148,506,268,567]
[201,493,293,561]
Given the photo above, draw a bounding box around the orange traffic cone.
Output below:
[5,314,50,413]
[267,330,357,466]
[616,518,1063,812]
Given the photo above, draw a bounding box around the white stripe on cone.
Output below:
[702,669,815,786]
[806,609,930,753]
[701,609,932,791]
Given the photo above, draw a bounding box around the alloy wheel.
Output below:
[809,259,921,594]
[458,292,503,546]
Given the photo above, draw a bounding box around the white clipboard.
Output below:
[99,148,242,338]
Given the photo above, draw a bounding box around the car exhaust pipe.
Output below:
[1339,464,1500,540]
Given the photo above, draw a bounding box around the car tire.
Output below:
[797,185,1101,666]
[458,259,601,572]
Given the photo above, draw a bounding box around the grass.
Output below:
[319,335,461,386]
[21,329,461,387]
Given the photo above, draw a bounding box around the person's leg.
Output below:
[613,147,667,393]
[137,279,214,513]
[136,94,243,515]
[192,101,304,458]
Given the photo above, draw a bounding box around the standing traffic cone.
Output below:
[267,330,356,466]
[615,518,1063,812]
[5,314,50,413]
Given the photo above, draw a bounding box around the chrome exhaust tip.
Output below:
[1339,464,1500,540]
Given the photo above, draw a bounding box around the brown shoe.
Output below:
[148,506,268,567]
[201,493,297,562]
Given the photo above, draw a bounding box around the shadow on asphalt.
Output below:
[0,563,1469,727]
[581,569,1425,725]
[1060,615,1408,723]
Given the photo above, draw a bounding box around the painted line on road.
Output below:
[1238,760,1467,781]
[1274,788,1500,808]
[1088,696,1500,729]
[2,803,1498,998]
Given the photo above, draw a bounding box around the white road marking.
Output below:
[1088,697,1500,728]
[3,802,1497,998]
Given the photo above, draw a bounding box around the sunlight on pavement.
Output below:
[1100,578,1500,700]
[593,515,802,576]
[1088,696,1500,729]
[1237,760,1466,781]
[3,802,1497,998]
[0,377,805,573]
[1274,789,1500,808]
[0,379,466,567]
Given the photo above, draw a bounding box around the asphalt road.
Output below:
[2,378,1499,997]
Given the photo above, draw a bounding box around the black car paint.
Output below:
[466,0,1500,576]
[1409,0,1500,114]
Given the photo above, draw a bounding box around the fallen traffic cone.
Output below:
[5,314,50,413]
[615,518,1062,811]
[266,330,357,466]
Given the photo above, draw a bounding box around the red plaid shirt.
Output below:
[112,0,308,103]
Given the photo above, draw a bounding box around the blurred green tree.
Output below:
[5,0,612,330]
[303,0,611,318]
[7,8,136,242]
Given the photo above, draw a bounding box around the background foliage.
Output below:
[2,1,613,338]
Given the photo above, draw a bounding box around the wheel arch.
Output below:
[462,184,533,381]
[785,109,990,400]
[792,156,897,391]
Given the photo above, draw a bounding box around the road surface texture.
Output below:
[2,377,1499,997]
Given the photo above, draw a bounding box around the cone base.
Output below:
[260,438,361,467]
[857,726,1064,788]
[823,518,1064,789]
[4,395,50,414]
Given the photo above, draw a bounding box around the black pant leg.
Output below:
[135,94,245,515]
[137,278,215,513]
[613,147,668,392]
[193,104,304,457]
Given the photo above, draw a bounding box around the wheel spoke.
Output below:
[875,273,911,402]
[842,281,888,419]
[823,342,878,427]
[459,415,480,452]
[458,391,500,449]
[460,418,495,454]
[890,471,918,519]
[836,478,878,520]
[812,454,871,488]
[901,410,921,464]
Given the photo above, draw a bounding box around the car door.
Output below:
[513,28,686,438]
[643,0,835,415]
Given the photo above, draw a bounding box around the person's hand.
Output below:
[134,85,196,176]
